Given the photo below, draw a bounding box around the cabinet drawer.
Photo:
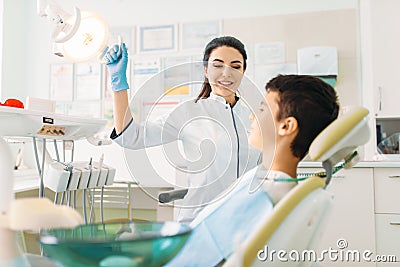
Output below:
[375,214,400,266]
[299,167,376,267]
[374,168,400,213]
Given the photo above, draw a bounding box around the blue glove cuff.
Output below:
[111,74,129,91]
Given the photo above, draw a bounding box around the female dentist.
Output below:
[105,36,260,223]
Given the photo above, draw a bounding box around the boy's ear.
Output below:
[277,116,298,136]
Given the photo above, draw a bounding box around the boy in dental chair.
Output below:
[166,74,340,267]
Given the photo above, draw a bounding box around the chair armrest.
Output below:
[158,189,188,203]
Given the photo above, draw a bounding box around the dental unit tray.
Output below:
[0,106,106,140]
[0,105,108,197]
[45,161,116,192]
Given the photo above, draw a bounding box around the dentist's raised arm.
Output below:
[105,43,132,134]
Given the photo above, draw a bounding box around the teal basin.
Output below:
[39,221,191,267]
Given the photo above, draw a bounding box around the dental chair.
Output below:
[223,106,370,267]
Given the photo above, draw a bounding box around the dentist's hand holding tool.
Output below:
[105,42,129,92]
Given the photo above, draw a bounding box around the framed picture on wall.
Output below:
[137,24,177,53]
[254,42,286,65]
[102,100,114,130]
[162,55,192,95]
[180,21,221,51]
[109,27,135,55]
[50,63,74,101]
[74,61,102,101]
[190,55,204,96]
[131,56,160,92]
[66,101,102,118]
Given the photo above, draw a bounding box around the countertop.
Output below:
[299,161,400,168]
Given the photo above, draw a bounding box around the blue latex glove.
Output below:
[105,43,129,91]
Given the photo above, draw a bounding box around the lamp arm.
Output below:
[37,0,71,22]
[37,0,49,17]
[37,0,82,44]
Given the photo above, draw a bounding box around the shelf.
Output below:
[374,154,400,162]
[375,116,400,121]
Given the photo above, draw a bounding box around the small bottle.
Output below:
[398,134,400,154]
[376,124,382,145]
[381,132,387,154]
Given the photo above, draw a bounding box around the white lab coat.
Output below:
[111,93,260,223]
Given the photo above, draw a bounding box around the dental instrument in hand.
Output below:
[98,35,122,64]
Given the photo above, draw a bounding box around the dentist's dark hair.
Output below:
[195,36,247,102]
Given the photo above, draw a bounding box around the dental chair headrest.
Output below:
[308,106,370,168]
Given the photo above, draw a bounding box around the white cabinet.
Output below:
[375,214,400,266]
[297,167,376,266]
[374,168,400,214]
[369,0,400,117]
[360,0,400,160]
[374,168,400,266]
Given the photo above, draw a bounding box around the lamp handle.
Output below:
[98,35,122,64]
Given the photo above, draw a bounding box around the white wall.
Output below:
[1,0,33,100]
[1,0,358,99]
[0,0,2,100]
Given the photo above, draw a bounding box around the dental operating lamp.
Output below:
[37,0,110,62]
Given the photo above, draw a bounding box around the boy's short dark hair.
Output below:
[266,74,340,159]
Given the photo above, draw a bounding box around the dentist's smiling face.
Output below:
[204,46,245,100]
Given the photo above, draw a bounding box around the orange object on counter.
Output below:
[0,99,24,109]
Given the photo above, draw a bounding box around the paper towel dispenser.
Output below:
[297,46,338,76]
